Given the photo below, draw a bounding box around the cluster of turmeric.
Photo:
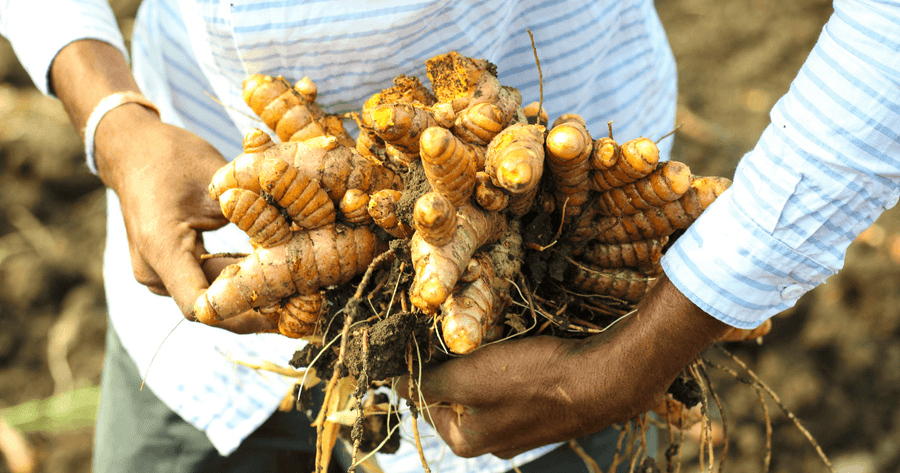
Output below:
[193,50,753,354]
[187,51,778,470]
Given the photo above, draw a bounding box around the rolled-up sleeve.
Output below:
[0,0,127,95]
[663,0,900,328]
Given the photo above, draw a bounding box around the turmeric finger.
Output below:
[339,189,373,225]
[413,192,457,247]
[596,161,693,216]
[570,264,660,303]
[410,203,506,313]
[591,137,659,190]
[218,188,292,249]
[419,127,480,206]
[368,189,413,239]
[545,116,593,219]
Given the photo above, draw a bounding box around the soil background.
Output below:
[0,1,897,472]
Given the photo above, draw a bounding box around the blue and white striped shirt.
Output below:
[6,0,895,470]
[663,0,900,328]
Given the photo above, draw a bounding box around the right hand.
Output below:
[94,104,230,319]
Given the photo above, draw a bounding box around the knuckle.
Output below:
[449,442,478,458]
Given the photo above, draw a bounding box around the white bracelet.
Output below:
[83,91,160,174]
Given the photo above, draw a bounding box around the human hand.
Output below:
[400,275,729,459]
[94,104,230,318]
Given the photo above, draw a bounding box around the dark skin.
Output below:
[400,274,728,458]
[50,39,730,458]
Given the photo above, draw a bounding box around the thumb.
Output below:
[150,229,213,318]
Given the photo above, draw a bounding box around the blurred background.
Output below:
[1,0,898,472]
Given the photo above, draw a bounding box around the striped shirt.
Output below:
[663,0,900,328]
[18,0,898,470]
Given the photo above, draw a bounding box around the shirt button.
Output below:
[886,194,900,209]
[781,284,805,300]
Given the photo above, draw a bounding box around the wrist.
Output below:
[85,91,161,174]
[569,275,729,423]
[93,103,164,192]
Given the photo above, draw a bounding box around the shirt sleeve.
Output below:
[662,0,900,329]
[0,0,128,95]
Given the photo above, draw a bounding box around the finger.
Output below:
[214,309,278,334]
[200,256,244,283]
[420,403,488,458]
[148,228,215,318]
[492,447,531,460]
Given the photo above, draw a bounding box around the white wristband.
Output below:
[83,91,160,174]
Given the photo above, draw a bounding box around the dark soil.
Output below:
[3,1,899,472]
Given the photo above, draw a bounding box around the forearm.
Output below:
[49,39,161,192]
[569,274,728,423]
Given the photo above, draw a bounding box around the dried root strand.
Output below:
[419,127,480,206]
[413,192,458,247]
[523,101,548,125]
[596,161,693,217]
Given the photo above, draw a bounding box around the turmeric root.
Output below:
[484,123,545,215]
[595,161,693,217]
[579,237,668,269]
[719,319,772,342]
[545,115,593,219]
[474,171,508,212]
[570,265,659,303]
[419,127,480,206]
[208,129,275,198]
[592,175,731,244]
[413,192,457,247]
[440,219,521,353]
[410,203,506,313]
[357,74,436,159]
[370,103,438,158]
[591,137,659,191]
[368,189,413,239]
[441,255,495,354]
[339,189,372,225]
[194,224,385,324]
[274,292,324,339]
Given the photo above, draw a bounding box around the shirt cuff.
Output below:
[661,188,835,329]
[1,0,128,95]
